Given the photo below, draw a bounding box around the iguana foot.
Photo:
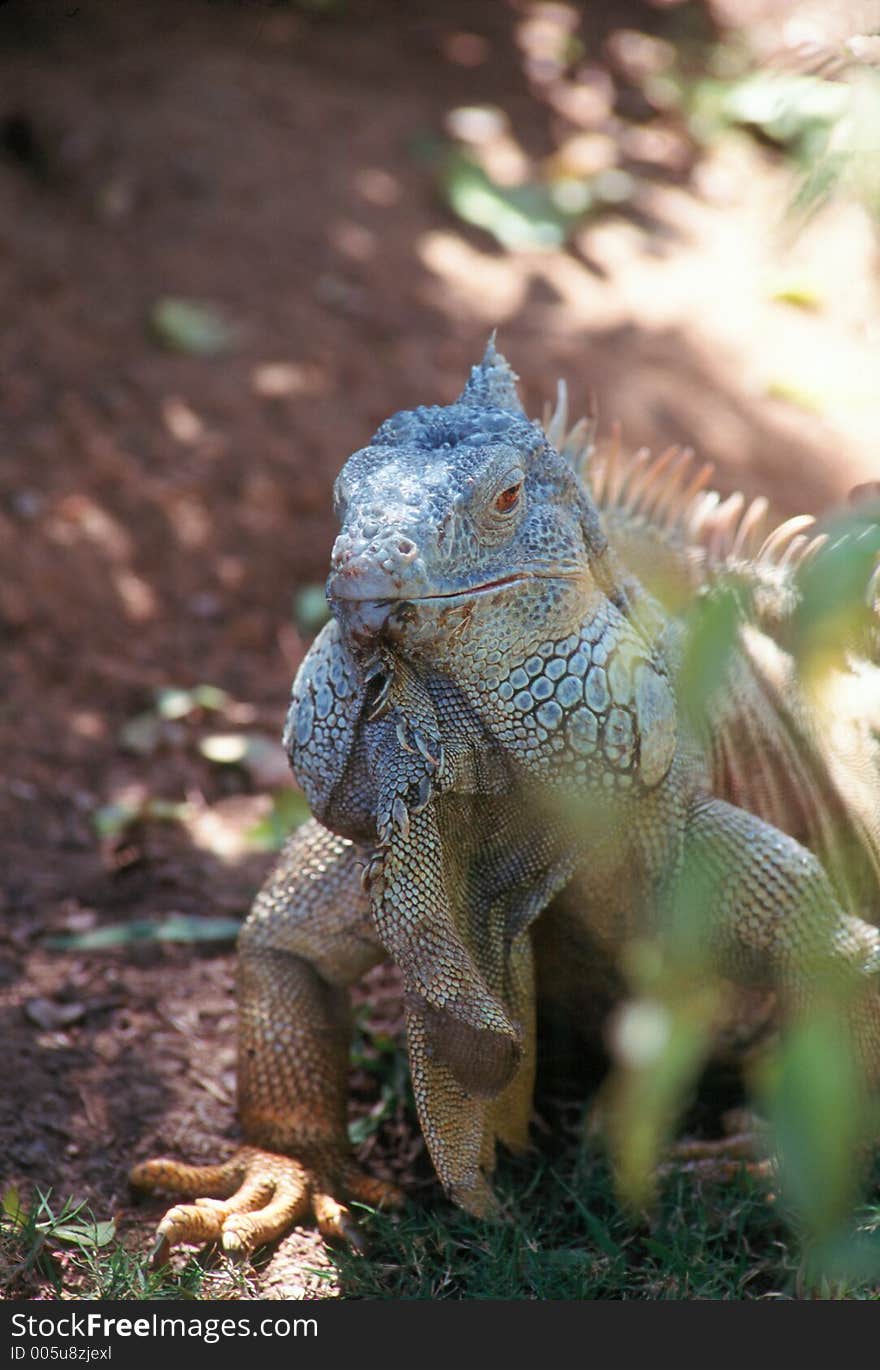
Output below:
[130,1145,404,1262]
[660,1109,774,1181]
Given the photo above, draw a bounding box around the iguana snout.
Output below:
[326,518,427,645]
[329,522,427,601]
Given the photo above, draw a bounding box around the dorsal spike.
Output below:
[730,496,770,562]
[757,514,816,565]
[458,335,525,413]
[543,378,569,449]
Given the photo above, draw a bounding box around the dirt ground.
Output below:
[2,0,878,1299]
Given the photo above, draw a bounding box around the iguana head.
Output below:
[326,340,622,668]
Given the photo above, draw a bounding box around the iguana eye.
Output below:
[495,481,522,514]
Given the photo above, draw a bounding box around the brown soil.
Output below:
[1,0,877,1299]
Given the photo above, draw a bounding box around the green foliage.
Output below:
[293,584,332,637]
[0,1186,251,1300]
[119,685,231,756]
[1,1188,115,1295]
[48,914,243,950]
[92,797,190,840]
[441,151,577,251]
[763,377,825,413]
[328,1149,845,1300]
[688,64,880,228]
[604,984,719,1211]
[348,1013,411,1147]
[792,510,880,678]
[149,298,235,356]
[754,1009,869,1246]
[598,513,880,1291]
[246,788,312,851]
[791,71,880,226]
[676,582,747,735]
[767,277,824,311]
[157,684,230,719]
[689,71,848,153]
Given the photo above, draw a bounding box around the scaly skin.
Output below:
[132,343,880,1256]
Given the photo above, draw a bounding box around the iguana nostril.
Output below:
[330,536,350,568]
[397,538,418,561]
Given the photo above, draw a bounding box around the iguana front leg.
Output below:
[370,794,529,1215]
[360,665,527,1213]
[131,820,401,1258]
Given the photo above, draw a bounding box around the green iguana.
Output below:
[132,343,880,1259]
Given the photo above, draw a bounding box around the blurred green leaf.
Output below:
[764,377,824,413]
[2,1186,24,1223]
[442,151,576,250]
[92,802,140,840]
[118,685,231,754]
[118,711,164,756]
[792,513,880,674]
[47,915,242,950]
[797,69,880,225]
[677,584,745,729]
[157,684,229,720]
[200,732,291,788]
[605,983,720,1208]
[246,788,312,851]
[348,1084,396,1146]
[755,1009,868,1244]
[800,1225,880,1295]
[91,797,190,840]
[688,71,845,151]
[146,799,187,822]
[768,277,824,311]
[720,73,847,148]
[790,150,849,225]
[149,298,235,356]
[689,65,880,228]
[293,584,331,637]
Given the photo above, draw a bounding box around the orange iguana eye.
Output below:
[495,482,522,513]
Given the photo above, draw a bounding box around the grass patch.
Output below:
[329,1144,880,1300]
[0,1187,254,1301]
[4,1151,878,1300]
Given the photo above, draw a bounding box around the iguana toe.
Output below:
[130,1153,248,1197]
[660,1110,774,1182]
[131,1145,402,1260]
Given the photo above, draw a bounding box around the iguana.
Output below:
[132,343,880,1259]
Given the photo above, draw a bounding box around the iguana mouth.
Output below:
[414,573,532,600]
[332,570,576,606]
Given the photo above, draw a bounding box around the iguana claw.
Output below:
[391,795,410,838]
[412,727,442,770]
[131,1145,403,1260]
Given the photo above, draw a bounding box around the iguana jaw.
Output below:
[331,571,535,605]
[328,569,583,644]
